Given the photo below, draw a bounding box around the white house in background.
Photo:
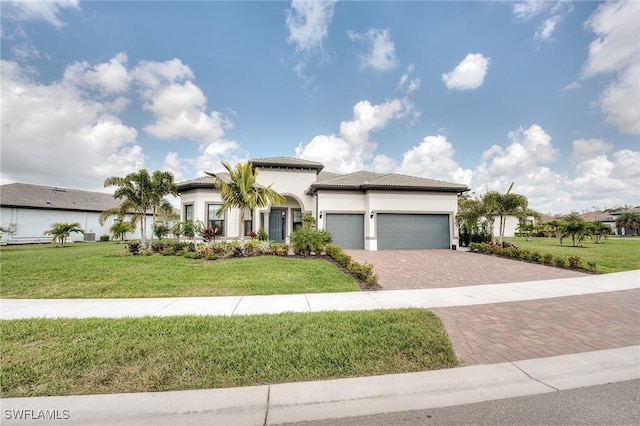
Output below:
[0,183,152,244]
[491,216,537,238]
[177,157,469,251]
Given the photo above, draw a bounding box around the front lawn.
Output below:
[0,309,459,397]
[506,236,640,273]
[0,242,360,298]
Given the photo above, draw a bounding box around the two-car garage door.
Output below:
[326,213,451,250]
[377,214,450,250]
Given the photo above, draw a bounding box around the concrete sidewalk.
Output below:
[2,346,639,425]
[1,270,638,319]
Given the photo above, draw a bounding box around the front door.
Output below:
[269,209,286,242]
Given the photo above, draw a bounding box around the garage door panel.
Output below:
[377,214,450,250]
[326,214,364,249]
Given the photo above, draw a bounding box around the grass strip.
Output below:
[0,243,359,298]
[507,237,640,273]
[0,309,458,397]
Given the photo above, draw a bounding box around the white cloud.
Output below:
[441,53,490,90]
[285,0,336,78]
[534,16,558,41]
[2,0,79,28]
[563,80,581,91]
[0,59,143,190]
[581,1,640,135]
[512,1,549,21]
[63,52,131,95]
[397,65,420,94]
[372,154,397,174]
[398,135,472,186]
[571,138,613,162]
[348,28,398,72]
[296,98,413,172]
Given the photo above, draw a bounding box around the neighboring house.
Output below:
[490,216,537,238]
[579,211,617,233]
[177,157,469,251]
[0,183,152,244]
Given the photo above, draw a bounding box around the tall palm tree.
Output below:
[615,212,640,236]
[44,222,85,247]
[206,161,285,244]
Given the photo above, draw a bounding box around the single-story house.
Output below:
[177,157,469,251]
[0,183,152,244]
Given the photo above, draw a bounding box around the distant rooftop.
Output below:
[251,156,325,171]
[0,183,121,212]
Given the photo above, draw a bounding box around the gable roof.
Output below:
[308,171,468,193]
[0,183,121,212]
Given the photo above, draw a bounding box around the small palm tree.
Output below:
[560,212,587,247]
[110,221,132,243]
[44,222,85,247]
[206,161,285,244]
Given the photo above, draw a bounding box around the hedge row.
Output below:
[325,244,378,287]
[467,242,597,272]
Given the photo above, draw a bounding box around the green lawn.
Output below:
[0,309,459,397]
[506,236,640,273]
[0,242,360,298]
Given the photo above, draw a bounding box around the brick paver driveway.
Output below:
[345,249,587,290]
[346,249,639,367]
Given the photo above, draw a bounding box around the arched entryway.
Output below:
[262,195,304,243]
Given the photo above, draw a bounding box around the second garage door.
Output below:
[377,214,450,250]
[325,213,364,249]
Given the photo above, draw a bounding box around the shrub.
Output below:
[270,243,290,256]
[325,244,377,286]
[542,253,554,265]
[587,261,597,272]
[183,251,202,259]
[553,256,566,268]
[529,251,542,263]
[243,239,261,256]
[257,229,269,241]
[162,248,175,256]
[152,242,171,253]
[99,234,110,242]
[204,253,218,261]
[258,240,272,255]
[127,242,141,255]
[568,256,582,269]
[291,226,331,256]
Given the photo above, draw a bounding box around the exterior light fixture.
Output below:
[319,210,323,219]
[370,211,374,219]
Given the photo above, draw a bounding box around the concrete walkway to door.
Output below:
[346,249,588,290]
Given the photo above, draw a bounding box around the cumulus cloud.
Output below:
[398,135,472,186]
[0,59,143,190]
[441,53,490,90]
[581,1,640,134]
[285,0,336,78]
[348,28,398,72]
[296,98,413,172]
[571,138,613,162]
[63,52,131,95]
[2,0,79,28]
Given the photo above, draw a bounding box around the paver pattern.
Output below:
[431,289,640,365]
[345,249,587,290]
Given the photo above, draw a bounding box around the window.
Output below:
[243,208,253,236]
[207,204,225,236]
[184,204,194,222]
[293,209,303,230]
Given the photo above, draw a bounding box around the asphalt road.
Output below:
[281,379,640,426]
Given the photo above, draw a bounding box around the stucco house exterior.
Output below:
[177,157,469,251]
[0,183,152,244]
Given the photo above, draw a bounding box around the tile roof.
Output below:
[251,156,325,171]
[309,171,468,193]
[0,183,121,212]
[176,174,229,191]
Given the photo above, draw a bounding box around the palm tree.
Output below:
[560,212,587,247]
[206,161,285,244]
[100,169,177,249]
[148,170,178,247]
[483,183,529,244]
[110,221,132,243]
[587,221,612,244]
[615,212,640,236]
[44,222,85,247]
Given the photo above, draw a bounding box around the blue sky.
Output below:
[1,0,638,214]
